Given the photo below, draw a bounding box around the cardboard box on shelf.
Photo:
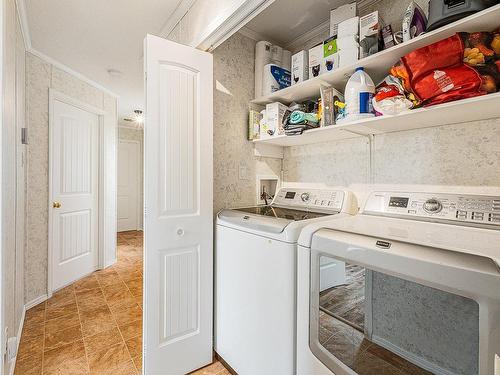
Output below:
[262,102,288,138]
[323,37,339,73]
[359,11,380,58]
[330,2,357,37]
[291,50,309,85]
[308,44,324,78]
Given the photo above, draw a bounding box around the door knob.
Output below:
[53,201,61,208]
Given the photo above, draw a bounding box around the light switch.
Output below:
[239,164,248,180]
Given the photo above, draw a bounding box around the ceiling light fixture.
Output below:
[134,109,144,124]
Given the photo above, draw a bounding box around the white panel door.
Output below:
[117,140,139,232]
[50,99,99,292]
[144,34,213,375]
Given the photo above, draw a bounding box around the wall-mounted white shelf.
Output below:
[253,92,500,147]
[251,4,500,106]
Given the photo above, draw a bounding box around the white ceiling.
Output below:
[244,0,353,46]
[24,0,185,125]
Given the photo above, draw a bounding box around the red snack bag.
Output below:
[391,33,486,106]
[400,34,465,82]
[414,65,484,106]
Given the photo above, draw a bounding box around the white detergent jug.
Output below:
[339,67,375,123]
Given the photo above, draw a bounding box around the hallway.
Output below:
[15,231,229,375]
[15,231,144,374]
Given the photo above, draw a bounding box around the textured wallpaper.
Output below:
[3,3,26,375]
[213,32,282,214]
[25,52,117,303]
[284,119,500,186]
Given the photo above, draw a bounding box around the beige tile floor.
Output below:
[15,231,229,375]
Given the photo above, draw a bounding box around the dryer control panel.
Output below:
[272,188,345,213]
[364,191,500,226]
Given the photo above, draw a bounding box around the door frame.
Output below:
[47,89,106,297]
[117,138,142,232]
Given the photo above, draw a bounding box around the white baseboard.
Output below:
[372,335,455,375]
[24,294,48,310]
[8,306,26,375]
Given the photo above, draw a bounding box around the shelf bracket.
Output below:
[342,128,375,184]
[253,142,284,159]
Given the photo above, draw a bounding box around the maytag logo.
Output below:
[376,240,391,249]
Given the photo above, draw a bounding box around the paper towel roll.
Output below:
[282,50,292,71]
[255,41,272,99]
[271,45,283,64]
[262,64,291,97]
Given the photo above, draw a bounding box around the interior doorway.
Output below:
[48,91,104,293]
[118,139,142,232]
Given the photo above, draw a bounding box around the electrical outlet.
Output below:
[238,164,248,180]
[7,337,17,362]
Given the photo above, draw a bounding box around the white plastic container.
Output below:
[339,66,375,123]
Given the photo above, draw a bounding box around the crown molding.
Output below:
[159,0,197,38]
[16,0,32,50]
[28,48,119,98]
[197,0,275,51]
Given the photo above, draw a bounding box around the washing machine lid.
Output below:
[218,206,327,234]
[236,206,328,220]
[306,214,500,268]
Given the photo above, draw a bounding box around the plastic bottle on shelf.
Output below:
[338,67,375,124]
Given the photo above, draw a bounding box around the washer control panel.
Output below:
[273,188,345,212]
[364,191,500,225]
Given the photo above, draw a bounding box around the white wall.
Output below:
[25,52,117,303]
[2,1,27,374]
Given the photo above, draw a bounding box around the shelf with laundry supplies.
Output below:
[251,4,500,107]
[252,3,500,150]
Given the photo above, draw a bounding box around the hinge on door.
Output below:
[21,128,28,144]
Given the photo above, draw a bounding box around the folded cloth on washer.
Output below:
[284,120,320,135]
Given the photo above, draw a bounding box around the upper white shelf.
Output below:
[253,92,500,147]
[251,4,500,106]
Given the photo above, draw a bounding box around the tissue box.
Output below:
[291,50,309,85]
[330,3,357,37]
[308,44,324,78]
[263,102,288,137]
[359,11,379,58]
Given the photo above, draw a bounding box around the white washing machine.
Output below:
[215,185,358,375]
[297,186,500,375]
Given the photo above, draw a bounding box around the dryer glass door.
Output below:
[309,247,482,375]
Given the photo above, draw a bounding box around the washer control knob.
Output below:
[423,198,443,214]
[301,192,310,203]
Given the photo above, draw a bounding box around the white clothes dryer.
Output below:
[297,186,500,375]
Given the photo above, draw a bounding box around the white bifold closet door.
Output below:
[143,34,213,375]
